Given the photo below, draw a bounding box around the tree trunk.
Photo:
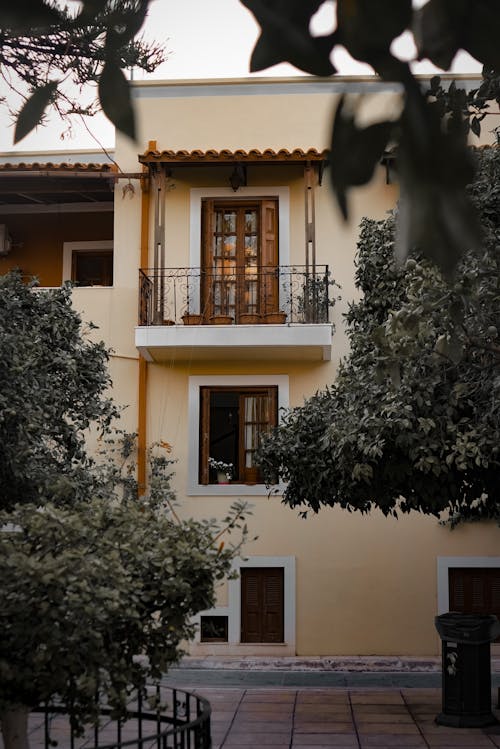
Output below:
[1,706,31,749]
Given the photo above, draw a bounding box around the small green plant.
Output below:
[297,272,339,323]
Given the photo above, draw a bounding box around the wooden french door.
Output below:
[241,567,284,643]
[201,199,278,320]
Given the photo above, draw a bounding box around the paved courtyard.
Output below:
[8,683,500,748]
[201,686,500,749]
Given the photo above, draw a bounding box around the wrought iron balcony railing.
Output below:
[139,265,331,326]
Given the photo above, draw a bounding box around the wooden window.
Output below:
[199,386,277,484]
[200,615,228,642]
[241,567,284,643]
[72,249,113,286]
[201,199,278,320]
[449,568,500,641]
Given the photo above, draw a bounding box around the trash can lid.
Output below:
[435,612,500,643]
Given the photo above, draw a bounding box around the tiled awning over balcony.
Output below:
[139,147,328,167]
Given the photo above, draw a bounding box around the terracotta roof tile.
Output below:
[0,162,116,173]
[139,148,328,164]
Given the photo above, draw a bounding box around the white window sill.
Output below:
[187,482,284,497]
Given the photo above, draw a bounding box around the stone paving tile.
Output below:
[401,688,442,700]
[232,720,294,731]
[293,734,358,745]
[357,723,420,734]
[297,692,351,703]
[424,733,497,746]
[295,712,353,722]
[222,744,290,749]
[421,721,495,734]
[242,691,296,701]
[358,736,427,747]
[351,692,405,705]
[354,714,415,724]
[292,744,359,749]
[295,693,351,713]
[238,699,294,708]
[294,722,356,733]
[224,730,292,744]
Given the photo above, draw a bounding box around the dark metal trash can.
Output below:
[435,612,500,727]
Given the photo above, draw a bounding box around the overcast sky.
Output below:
[0,0,481,154]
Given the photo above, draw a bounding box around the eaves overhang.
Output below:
[136,323,332,362]
[139,147,329,167]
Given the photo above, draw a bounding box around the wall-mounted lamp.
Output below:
[229,163,247,191]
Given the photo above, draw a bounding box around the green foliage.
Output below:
[241,0,500,272]
[0,0,165,141]
[0,272,119,511]
[0,495,243,729]
[0,432,252,732]
[258,147,500,525]
[0,276,253,741]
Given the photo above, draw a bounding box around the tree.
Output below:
[0,272,119,511]
[241,0,500,271]
[258,145,500,524]
[0,275,251,748]
[0,480,249,749]
[0,0,165,142]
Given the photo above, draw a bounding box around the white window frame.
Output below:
[62,240,114,285]
[193,555,296,650]
[188,187,290,314]
[187,374,288,496]
[437,556,500,614]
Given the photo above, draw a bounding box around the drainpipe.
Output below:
[138,164,150,495]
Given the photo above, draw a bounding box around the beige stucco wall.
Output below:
[109,78,500,656]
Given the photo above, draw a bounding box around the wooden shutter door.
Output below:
[201,199,214,317]
[449,568,500,641]
[259,200,278,314]
[199,388,210,484]
[241,567,284,643]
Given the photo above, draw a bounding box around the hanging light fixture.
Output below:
[229,163,247,191]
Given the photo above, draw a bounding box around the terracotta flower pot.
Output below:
[264,311,287,324]
[182,313,203,325]
[238,313,262,324]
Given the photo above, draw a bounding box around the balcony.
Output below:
[136,266,333,362]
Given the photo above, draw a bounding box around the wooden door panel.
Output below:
[241,567,284,643]
[449,568,500,641]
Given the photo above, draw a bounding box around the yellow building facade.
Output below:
[1,76,499,657]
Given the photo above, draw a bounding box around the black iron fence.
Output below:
[32,684,211,749]
[139,265,331,326]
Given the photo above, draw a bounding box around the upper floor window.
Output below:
[199,385,277,485]
[72,249,113,286]
[63,240,114,287]
[201,199,278,321]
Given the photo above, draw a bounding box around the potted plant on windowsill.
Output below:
[208,458,234,484]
